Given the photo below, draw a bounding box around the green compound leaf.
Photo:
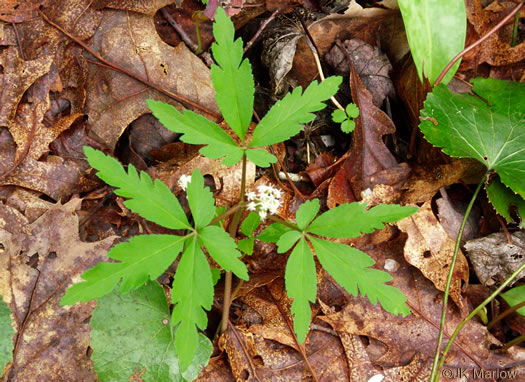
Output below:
[84,146,191,230]
[309,237,410,316]
[199,225,248,280]
[147,100,244,166]
[295,199,320,230]
[420,78,525,197]
[398,0,466,85]
[500,285,525,316]
[245,148,277,168]
[0,298,13,374]
[285,237,317,343]
[90,281,212,382]
[211,7,254,141]
[276,230,302,253]
[172,235,214,371]
[249,76,342,147]
[308,202,417,238]
[60,234,186,305]
[186,170,215,229]
[486,177,525,226]
[237,237,254,256]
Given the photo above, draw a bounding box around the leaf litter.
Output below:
[0,0,525,380]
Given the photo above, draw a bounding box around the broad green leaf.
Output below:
[61,235,185,305]
[147,100,244,166]
[240,211,261,236]
[501,285,525,316]
[199,225,248,280]
[398,0,466,85]
[420,79,525,197]
[211,7,254,141]
[172,236,213,371]
[309,237,410,316]
[186,170,215,229]
[211,268,222,285]
[90,281,212,381]
[84,147,191,230]
[486,177,525,226]
[249,76,342,147]
[257,222,295,242]
[245,148,277,168]
[0,298,13,374]
[276,230,302,253]
[285,237,317,343]
[295,199,320,230]
[308,202,417,238]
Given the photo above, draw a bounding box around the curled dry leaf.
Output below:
[0,199,116,381]
[85,9,218,150]
[397,201,468,310]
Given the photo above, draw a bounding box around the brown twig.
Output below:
[434,2,523,86]
[11,22,25,60]
[161,8,199,52]
[37,9,221,120]
[244,9,280,54]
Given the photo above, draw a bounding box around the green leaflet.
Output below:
[285,237,317,343]
[295,199,320,230]
[309,238,410,316]
[146,100,244,166]
[211,7,254,141]
[398,0,466,85]
[186,169,215,229]
[199,225,248,280]
[84,146,191,230]
[420,78,525,198]
[60,234,186,305]
[90,281,212,382]
[238,212,262,256]
[308,202,417,238]
[249,76,343,147]
[0,298,13,375]
[332,103,359,134]
[172,235,214,371]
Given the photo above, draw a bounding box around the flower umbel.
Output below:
[246,185,282,220]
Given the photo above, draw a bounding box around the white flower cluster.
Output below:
[246,185,282,220]
[178,174,192,191]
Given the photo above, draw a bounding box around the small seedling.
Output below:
[332,102,359,133]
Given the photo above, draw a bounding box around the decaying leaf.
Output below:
[0,199,116,381]
[397,201,469,310]
[85,9,219,150]
[465,231,525,287]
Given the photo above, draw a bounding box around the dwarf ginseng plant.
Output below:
[61,7,416,379]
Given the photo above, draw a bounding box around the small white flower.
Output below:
[258,210,267,220]
[246,191,256,201]
[247,201,257,211]
[178,174,192,191]
[245,184,282,221]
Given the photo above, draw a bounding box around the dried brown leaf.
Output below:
[397,201,469,310]
[0,199,116,381]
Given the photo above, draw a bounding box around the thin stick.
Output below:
[244,10,280,54]
[487,300,525,330]
[430,174,487,381]
[38,9,221,119]
[501,333,525,352]
[434,2,523,87]
[161,8,199,52]
[11,22,25,60]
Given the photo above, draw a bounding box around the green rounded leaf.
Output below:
[331,109,346,123]
[0,299,13,374]
[501,285,525,316]
[90,281,212,381]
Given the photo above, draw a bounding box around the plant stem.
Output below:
[430,174,487,381]
[220,154,248,333]
[487,300,525,330]
[511,10,520,47]
[268,215,301,231]
[434,261,525,377]
[501,333,525,352]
